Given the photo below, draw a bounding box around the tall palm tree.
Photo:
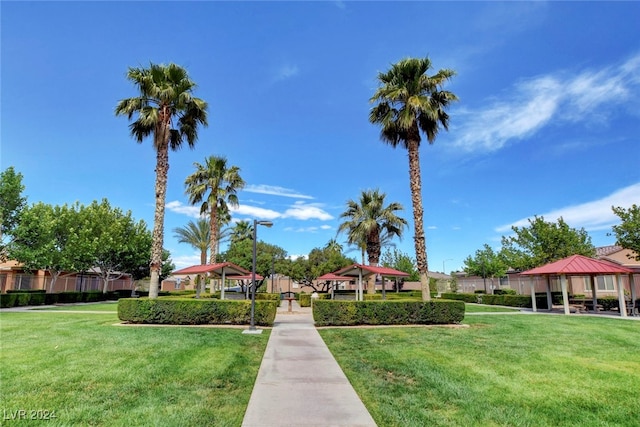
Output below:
[370,57,457,301]
[184,155,245,264]
[115,63,208,299]
[338,189,407,267]
[173,219,210,265]
[324,238,343,253]
[229,220,253,244]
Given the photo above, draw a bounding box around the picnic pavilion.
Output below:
[520,254,636,316]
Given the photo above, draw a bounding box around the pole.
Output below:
[249,219,257,331]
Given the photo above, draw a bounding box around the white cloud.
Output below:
[171,252,203,269]
[231,204,281,220]
[282,201,334,221]
[165,201,202,218]
[453,53,640,152]
[244,184,313,199]
[274,64,299,81]
[495,182,640,233]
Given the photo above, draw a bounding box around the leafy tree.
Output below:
[115,63,208,299]
[220,239,288,292]
[338,189,407,267]
[80,199,152,293]
[370,56,457,301]
[611,204,640,260]
[184,155,245,264]
[9,203,79,292]
[500,216,595,271]
[463,244,508,293]
[173,219,210,264]
[324,238,343,253]
[160,249,175,282]
[283,247,355,292]
[0,166,27,258]
[380,247,420,281]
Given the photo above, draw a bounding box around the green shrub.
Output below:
[494,288,516,295]
[117,298,278,326]
[598,297,619,311]
[363,294,383,301]
[299,294,311,307]
[15,293,31,307]
[441,293,477,303]
[83,291,104,302]
[7,289,46,293]
[0,293,18,308]
[57,292,82,303]
[45,293,59,305]
[28,292,46,306]
[312,300,465,326]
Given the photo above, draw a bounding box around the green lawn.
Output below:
[31,302,119,311]
[0,311,268,426]
[320,314,640,427]
[463,303,521,313]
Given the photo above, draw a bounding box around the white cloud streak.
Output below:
[244,184,313,199]
[453,53,640,152]
[495,182,640,233]
[167,200,333,222]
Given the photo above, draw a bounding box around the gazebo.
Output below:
[333,263,410,301]
[172,262,250,299]
[317,273,349,299]
[520,255,635,316]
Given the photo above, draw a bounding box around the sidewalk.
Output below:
[242,299,377,427]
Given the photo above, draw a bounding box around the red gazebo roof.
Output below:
[317,273,349,281]
[172,262,250,276]
[333,263,410,278]
[520,255,634,276]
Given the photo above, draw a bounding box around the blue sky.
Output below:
[2,1,639,272]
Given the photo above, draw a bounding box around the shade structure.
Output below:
[520,255,635,316]
[317,273,349,281]
[333,264,409,301]
[521,255,633,276]
[172,262,252,299]
[333,263,410,278]
[172,262,250,276]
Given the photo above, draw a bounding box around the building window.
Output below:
[585,275,615,291]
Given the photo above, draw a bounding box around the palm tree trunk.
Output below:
[407,139,431,301]
[149,124,170,300]
[209,206,217,264]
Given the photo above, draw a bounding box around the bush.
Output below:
[45,293,59,305]
[57,292,83,303]
[312,300,465,326]
[0,293,18,308]
[494,289,516,295]
[28,292,46,306]
[598,297,619,311]
[441,293,477,303]
[7,289,46,293]
[83,291,104,303]
[117,298,278,326]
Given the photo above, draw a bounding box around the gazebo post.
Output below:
[358,270,363,301]
[616,274,627,318]
[221,268,226,300]
[630,274,637,316]
[590,276,598,313]
[560,274,570,315]
[545,277,553,311]
[530,279,537,312]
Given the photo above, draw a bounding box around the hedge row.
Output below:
[312,300,465,326]
[440,292,549,309]
[0,289,167,308]
[117,298,278,326]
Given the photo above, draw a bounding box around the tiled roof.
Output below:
[334,264,410,277]
[172,262,250,276]
[595,245,623,257]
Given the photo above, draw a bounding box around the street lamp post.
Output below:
[245,219,273,334]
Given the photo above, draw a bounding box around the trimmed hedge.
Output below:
[312,300,465,326]
[299,293,332,307]
[441,292,549,309]
[117,298,278,326]
[7,289,46,293]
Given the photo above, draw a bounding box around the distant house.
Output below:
[0,260,134,293]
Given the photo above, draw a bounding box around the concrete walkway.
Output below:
[242,300,377,427]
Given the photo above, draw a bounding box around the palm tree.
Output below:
[370,57,457,301]
[173,219,210,265]
[338,189,407,267]
[324,238,343,253]
[184,155,245,265]
[229,220,253,244]
[115,63,208,299]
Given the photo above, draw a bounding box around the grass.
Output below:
[31,302,119,311]
[463,303,521,313]
[319,314,640,427]
[0,310,269,426]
